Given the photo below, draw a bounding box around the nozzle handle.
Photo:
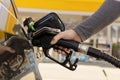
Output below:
[56,39,79,51]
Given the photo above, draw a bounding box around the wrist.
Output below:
[71,29,82,42]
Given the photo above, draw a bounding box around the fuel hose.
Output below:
[56,39,120,68]
[78,44,120,68]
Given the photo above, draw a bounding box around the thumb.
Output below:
[51,32,63,45]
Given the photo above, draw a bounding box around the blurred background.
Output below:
[0,0,120,80]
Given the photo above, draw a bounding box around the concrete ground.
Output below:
[21,61,120,80]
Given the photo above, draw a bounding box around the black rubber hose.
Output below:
[57,39,120,68]
[87,47,120,68]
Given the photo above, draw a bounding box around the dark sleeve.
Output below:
[74,0,120,41]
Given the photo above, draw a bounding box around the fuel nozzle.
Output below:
[23,17,35,32]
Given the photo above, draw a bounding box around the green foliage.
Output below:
[112,43,119,49]
[112,43,120,59]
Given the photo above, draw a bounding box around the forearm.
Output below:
[74,0,120,41]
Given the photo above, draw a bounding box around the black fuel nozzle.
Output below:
[23,17,35,33]
[24,12,79,71]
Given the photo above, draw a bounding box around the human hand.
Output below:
[51,29,82,55]
[51,29,82,44]
[0,46,15,55]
